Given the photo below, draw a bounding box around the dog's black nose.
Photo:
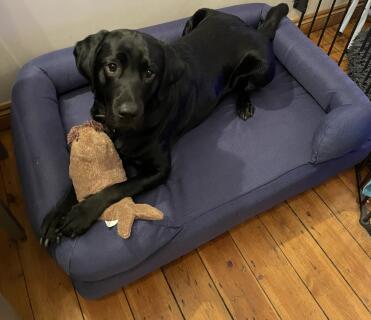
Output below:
[117,103,138,118]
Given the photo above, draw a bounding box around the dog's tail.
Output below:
[257,3,289,40]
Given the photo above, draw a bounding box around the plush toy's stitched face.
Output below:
[71,127,110,162]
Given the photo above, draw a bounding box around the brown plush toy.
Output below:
[67,120,164,239]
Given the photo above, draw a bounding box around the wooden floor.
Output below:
[1,21,370,320]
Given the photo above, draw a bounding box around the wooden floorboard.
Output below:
[260,204,369,319]
[1,17,370,320]
[198,233,280,319]
[338,168,358,195]
[124,270,184,320]
[288,191,371,311]
[0,230,34,320]
[230,217,327,319]
[77,290,134,320]
[0,159,34,320]
[163,251,231,320]
[315,175,371,257]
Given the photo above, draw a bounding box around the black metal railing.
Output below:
[295,0,370,67]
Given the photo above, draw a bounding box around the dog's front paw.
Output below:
[40,209,65,247]
[236,100,255,121]
[58,201,100,238]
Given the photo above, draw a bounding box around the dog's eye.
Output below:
[105,63,118,74]
[144,68,155,78]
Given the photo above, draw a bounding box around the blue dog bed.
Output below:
[11,3,371,298]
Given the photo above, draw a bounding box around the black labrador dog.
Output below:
[40,4,289,246]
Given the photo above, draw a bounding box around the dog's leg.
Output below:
[236,89,255,121]
[40,185,77,246]
[228,54,267,121]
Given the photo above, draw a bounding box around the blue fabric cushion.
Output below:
[312,105,371,163]
[271,15,371,163]
[56,61,325,281]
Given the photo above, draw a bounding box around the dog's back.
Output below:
[178,4,288,85]
[171,4,288,134]
[178,9,262,75]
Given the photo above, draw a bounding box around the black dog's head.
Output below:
[74,29,184,131]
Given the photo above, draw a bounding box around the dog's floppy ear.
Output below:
[158,44,185,99]
[182,8,215,36]
[73,30,109,85]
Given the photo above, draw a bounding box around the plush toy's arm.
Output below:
[57,148,171,237]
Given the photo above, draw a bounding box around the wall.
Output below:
[0,0,341,102]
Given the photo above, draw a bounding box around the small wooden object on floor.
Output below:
[0,140,25,241]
